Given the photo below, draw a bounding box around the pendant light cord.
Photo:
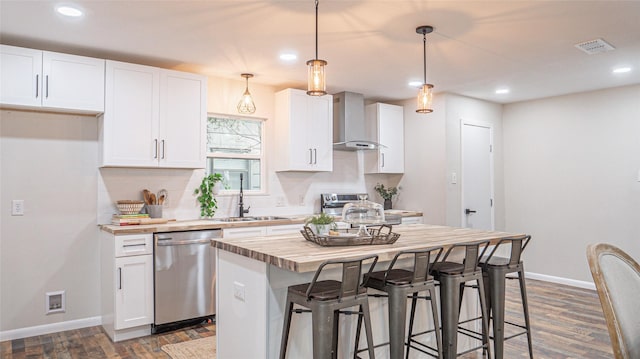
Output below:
[315,0,319,60]
[422,32,427,84]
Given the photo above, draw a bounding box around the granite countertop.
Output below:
[99,210,424,235]
[213,224,525,273]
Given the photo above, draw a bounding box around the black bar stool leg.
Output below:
[476,276,492,359]
[428,287,443,359]
[361,300,376,359]
[353,307,364,359]
[280,297,294,359]
[518,268,534,359]
[312,304,336,359]
[405,293,419,359]
[439,275,460,359]
[488,267,507,359]
[388,285,408,359]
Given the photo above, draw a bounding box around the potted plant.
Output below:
[306,212,337,235]
[374,183,398,210]
[194,173,224,218]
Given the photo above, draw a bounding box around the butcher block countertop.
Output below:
[213,224,526,273]
[99,210,424,235]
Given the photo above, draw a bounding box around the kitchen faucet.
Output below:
[238,173,250,217]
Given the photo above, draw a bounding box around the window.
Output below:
[206,114,265,192]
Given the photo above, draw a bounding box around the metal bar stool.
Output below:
[279,254,379,359]
[480,235,533,359]
[430,240,492,359]
[354,247,444,359]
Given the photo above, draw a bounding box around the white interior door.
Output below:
[462,122,494,230]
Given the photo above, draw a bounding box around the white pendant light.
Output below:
[307,0,327,96]
[237,73,256,114]
[416,25,434,113]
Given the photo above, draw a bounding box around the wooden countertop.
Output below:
[213,224,526,273]
[99,210,423,235]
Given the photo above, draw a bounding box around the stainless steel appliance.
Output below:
[320,193,402,225]
[153,229,221,333]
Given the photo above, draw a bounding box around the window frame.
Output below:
[206,113,267,196]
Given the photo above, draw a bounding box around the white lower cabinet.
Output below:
[101,232,153,342]
[223,226,267,238]
[266,224,303,235]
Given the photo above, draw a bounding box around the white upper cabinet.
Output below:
[100,60,206,168]
[364,103,405,174]
[0,45,105,113]
[274,88,333,171]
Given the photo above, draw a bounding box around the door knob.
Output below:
[465,208,477,215]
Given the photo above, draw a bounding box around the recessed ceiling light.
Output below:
[495,88,510,94]
[612,67,632,74]
[56,5,83,17]
[279,53,297,61]
[408,81,422,87]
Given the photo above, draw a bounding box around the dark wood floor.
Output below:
[1,279,612,358]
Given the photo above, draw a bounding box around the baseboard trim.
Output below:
[0,316,101,342]
[526,271,595,290]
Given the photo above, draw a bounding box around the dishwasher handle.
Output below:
[156,238,213,246]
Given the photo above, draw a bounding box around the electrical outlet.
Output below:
[46,291,65,314]
[12,200,24,216]
[298,194,305,206]
[233,281,245,302]
[276,196,285,207]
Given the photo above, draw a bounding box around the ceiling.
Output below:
[1,1,639,104]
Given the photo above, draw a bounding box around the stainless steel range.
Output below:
[320,193,402,225]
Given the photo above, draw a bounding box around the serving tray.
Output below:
[301,224,400,246]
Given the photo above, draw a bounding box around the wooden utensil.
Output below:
[157,189,168,205]
[143,189,152,205]
[158,194,165,205]
[149,193,157,205]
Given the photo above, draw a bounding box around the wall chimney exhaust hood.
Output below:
[332,91,383,151]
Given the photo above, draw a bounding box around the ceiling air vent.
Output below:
[574,38,615,55]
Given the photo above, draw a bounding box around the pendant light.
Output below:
[307,0,327,96]
[416,25,434,113]
[237,73,256,114]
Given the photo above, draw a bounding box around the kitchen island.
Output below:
[212,223,525,358]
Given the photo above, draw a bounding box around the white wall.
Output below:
[1,73,397,336]
[0,110,99,332]
[503,84,640,282]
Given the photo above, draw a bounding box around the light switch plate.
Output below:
[233,281,245,302]
[451,172,458,184]
[12,200,24,216]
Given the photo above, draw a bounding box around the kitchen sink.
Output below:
[218,216,289,222]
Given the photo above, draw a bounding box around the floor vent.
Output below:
[574,38,615,54]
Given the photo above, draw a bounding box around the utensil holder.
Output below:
[146,204,163,218]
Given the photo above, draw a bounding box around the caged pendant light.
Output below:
[307,0,327,96]
[416,25,434,113]
[237,73,256,114]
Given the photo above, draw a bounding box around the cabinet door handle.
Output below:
[35,74,39,98]
[313,148,317,164]
[45,75,49,98]
[154,139,158,159]
[161,140,165,159]
[118,267,122,290]
[309,149,313,164]
[381,153,385,168]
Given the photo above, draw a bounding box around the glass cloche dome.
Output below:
[341,195,385,237]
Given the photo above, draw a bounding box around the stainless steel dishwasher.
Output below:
[153,229,220,333]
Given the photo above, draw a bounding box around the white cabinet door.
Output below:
[0,45,104,112]
[159,69,206,168]
[365,103,404,174]
[114,254,153,330]
[42,51,105,112]
[274,88,333,171]
[101,60,160,167]
[309,94,333,171]
[224,226,267,238]
[0,45,41,107]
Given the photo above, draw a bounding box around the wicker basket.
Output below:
[116,200,145,215]
[301,225,400,246]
